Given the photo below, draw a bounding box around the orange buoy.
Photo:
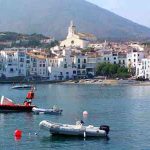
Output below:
[14,129,22,138]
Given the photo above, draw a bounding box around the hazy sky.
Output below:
[87,0,150,28]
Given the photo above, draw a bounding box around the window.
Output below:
[78,65,80,69]
[104,57,106,61]
[113,53,117,56]
[33,63,37,67]
[43,64,45,67]
[39,64,42,67]
[123,60,125,64]
[114,61,116,64]
[77,71,81,75]
[66,72,69,75]
[64,64,67,68]
[82,64,86,69]
[119,60,121,64]
[71,40,74,44]
[26,55,30,59]
[33,58,36,62]
[10,68,13,72]
[134,59,136,62]
[73,70,76,74]
[82,70,86,75]
[26,60,30,63]
[78,59,80,63]
[20,58,24,62]
[19,53,25,57]
[114,57,116,60]
[84,59,86,63]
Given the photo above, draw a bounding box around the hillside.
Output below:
[0,0,150,40]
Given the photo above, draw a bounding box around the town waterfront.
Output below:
[0,84,150,150]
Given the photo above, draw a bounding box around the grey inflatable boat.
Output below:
[39,120,109,137]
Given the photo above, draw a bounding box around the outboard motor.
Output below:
[100,125,110,135]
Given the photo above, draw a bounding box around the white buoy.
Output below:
[83,111,88,116]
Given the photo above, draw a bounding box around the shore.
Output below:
[61,79,150,86]
[0,78,150,86]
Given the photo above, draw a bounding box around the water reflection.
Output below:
[40,134,110,143]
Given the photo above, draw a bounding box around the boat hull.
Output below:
[11,85,33,90]
[32,107,63,115]
[39,120,108,137]
[0,105,35,112]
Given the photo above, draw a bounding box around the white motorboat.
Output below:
[11,84,33,89]
[39,120,110,137]
[32,106,63,115]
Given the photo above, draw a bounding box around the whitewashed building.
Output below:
[27,50,48,78]
[136,58,150,79]
[127,50,144,69]
[60,21,96,49]
[1,51,19,77]
[73,54,87,78]
[48,48,77,80]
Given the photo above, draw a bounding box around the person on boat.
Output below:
[23,100,30,106]
[76,120,84,126]
[80,120,84,125]
[52,105,58,111]
[26,89,34,106]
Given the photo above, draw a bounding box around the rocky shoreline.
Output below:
[61,79,150,86]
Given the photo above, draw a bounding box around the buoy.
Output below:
[14,129,22,138]
[83,111,88,116]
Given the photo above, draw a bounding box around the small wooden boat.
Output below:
[0,96,35,112]
[32,106,63,115]
[39,120,110,137]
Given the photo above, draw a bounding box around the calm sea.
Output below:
[0,84,150,150]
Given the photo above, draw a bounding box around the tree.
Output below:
[96,62,130,78]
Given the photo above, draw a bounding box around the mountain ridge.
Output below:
[0,0,150,41]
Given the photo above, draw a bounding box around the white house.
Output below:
[47,48,77,80]
[27,50,48,78]
[1,51,19,77]
[127,50,144,69]
[136,58,150,79]
[73,54,87,78]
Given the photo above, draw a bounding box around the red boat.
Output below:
[0,90,36,113]
[0,104,35,112]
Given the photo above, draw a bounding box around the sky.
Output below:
[87,0,150,28]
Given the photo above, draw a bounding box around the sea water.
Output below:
[0,84,150,150]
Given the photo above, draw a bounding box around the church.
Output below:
[60,21,97,49]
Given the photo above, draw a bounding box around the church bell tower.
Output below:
[67,21,76,39]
